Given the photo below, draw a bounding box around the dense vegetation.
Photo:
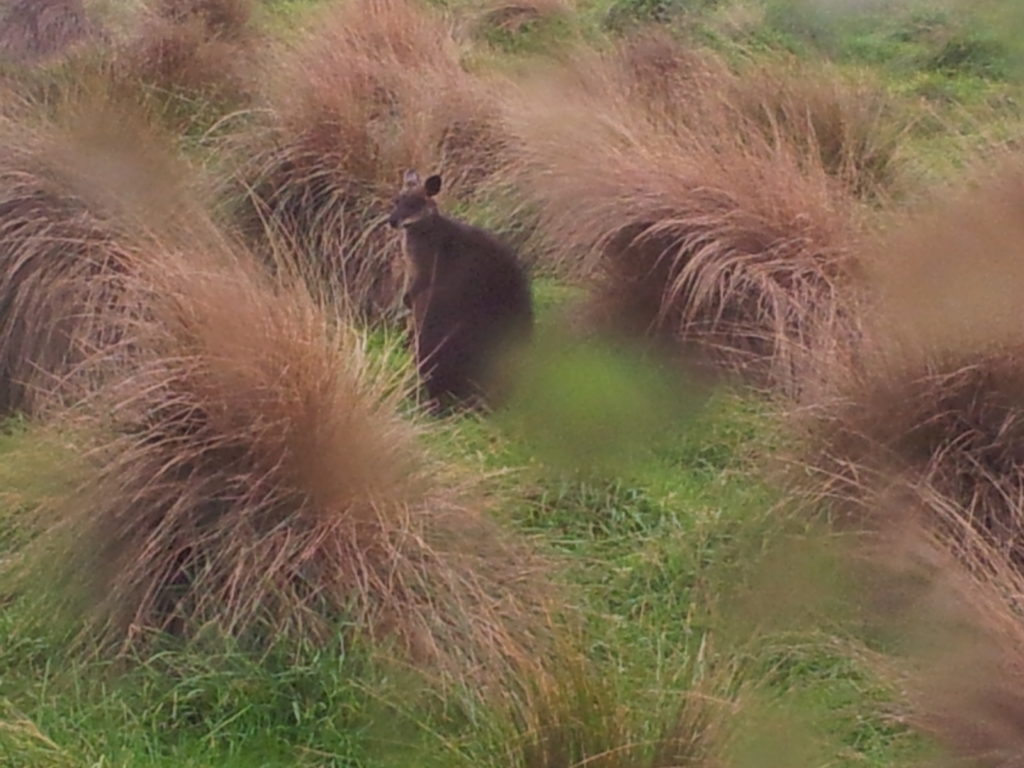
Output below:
[1,0,1023,765]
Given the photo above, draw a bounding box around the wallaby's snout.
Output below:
[388,169,442,230]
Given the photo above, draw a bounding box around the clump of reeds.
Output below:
[232,0,499,317]
[499,36,860,394]
[0,92,210,417]
[806,163,1024,571]
[11,241,547,677]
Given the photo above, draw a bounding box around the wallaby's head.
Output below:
[388,170,442,230]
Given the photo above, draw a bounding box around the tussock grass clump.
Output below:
[724,58,913,202]
[491,654,743,768]
[123,0,256,105]
[602,31,911,202]
[0,96,210,417]
[17,246,547,675]
[456,0,574,41]
[616,28,730,101]
[234,0,499,317]
[814,354,1024,569]
[846,513,1024,767]
[807,165,1024,571]
[1,0,258,137]
[500,39,859,394]
[0,0,93,64]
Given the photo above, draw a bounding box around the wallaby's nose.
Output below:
[387,216,400,229]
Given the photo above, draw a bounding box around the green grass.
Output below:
[256,0,337,32]
[7,0,1017,763]
[0,624,450,767]
[0,271,929,766]
[677,0,1024,187]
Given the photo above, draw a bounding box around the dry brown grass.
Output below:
[122,0,256,104]
[842,508,1024,768]
[728,508,1024,766]
[232,0,499,317]
[811,354,1024,567]
[0,93,212,417]
[601,30,911,202]
[0,0,94,64]
[0,0,258,138]
[724,57,914,203]
[805,162,1024,570]
[499,38,860,394]
[458,0,574,37]
[12,242,548,676]
[788,159,1024,765]
[485,635,745,768]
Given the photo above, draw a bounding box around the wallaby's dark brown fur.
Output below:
[388,170,532,410]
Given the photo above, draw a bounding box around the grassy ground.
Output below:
[2,0,1021,765]
[0,277,928,767]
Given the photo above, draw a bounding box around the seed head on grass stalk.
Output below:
[12,244,549,683]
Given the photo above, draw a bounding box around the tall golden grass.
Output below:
[499,37,861,394]
[232,0,499,317]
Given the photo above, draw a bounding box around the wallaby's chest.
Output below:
[403,233,463,292]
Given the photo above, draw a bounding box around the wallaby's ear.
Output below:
[424,174,442,197]
[403,169,421,188]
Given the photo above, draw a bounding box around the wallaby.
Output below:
[388,169,533,410]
